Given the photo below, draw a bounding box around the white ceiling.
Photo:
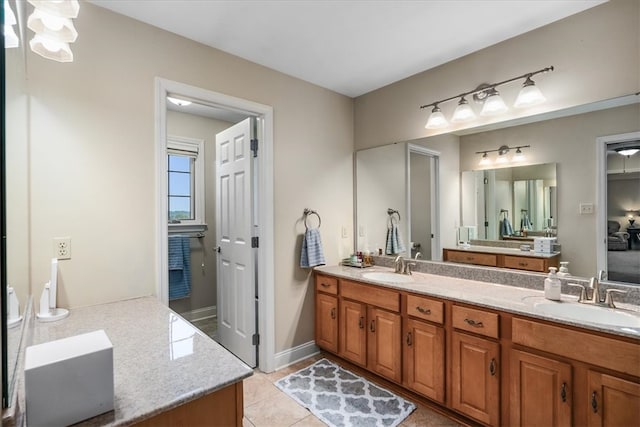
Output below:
[90,0,606,98]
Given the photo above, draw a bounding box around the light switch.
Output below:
[579,203,594,214]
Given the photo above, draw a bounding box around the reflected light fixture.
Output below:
[626,210,636,227]
[451,97,476,123]
[615,147,640,157]
[424,105,448,129]
[27,0,79,18]
[28,8,78,43]
[27,0,79,62]
[167,96,192,107]
[514,76,546,108]
[476,144,530,166]
[512,147,526,162]
[420,66,554,130]
[29,34,73,62]
[4,0,19,48]
[479,152,491,166]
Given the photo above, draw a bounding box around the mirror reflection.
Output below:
[461,163,557,241]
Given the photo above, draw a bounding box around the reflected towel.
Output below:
[521,214,533,230]
[500,218,514,237]
[385,223,406,255]
[169,235,191,300]
[300,228,326,268]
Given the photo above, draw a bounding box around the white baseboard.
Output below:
[273,340,320,371]
[179,306,216,322]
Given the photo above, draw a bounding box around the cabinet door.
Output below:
[367,307,402,383]
[404,318,445,403]
[587,370,640,427]
[510,349,572,427]
[339,299,367,366]
[315,293,338,353]
[451,331,500,426]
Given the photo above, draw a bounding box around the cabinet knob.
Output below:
[321,282,330,288]
[489,358,497,376]
[416,306,431,315]
[591,391,598,413]
[464,318,484,328]
[561,382,567,403]
[406,332,412,346]
[370,319,376,333]
[330,307,336,320]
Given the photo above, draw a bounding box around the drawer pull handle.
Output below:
[370,320,376,333]
[464,318,484,328]
[489,358,497,376]
[591,391,598,413]
[561,382,567,402]
[320,283,330,288]
[466,256,474,261]
[330,308,336,320]
[358,316,364,329]
[519,262,528,266]
[406,332,412,346]
[416,306,431,315]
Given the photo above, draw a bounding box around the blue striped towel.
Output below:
[300,228,326,268]
[168,235,191,300]
[385,222,406,255]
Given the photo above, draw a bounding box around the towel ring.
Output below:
[387,208,401,222]
[303,208,321,229]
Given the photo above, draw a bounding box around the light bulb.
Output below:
[425,105,448,129]
[515,77,546,108]
[480,89,508,116]
[451,97,476,123]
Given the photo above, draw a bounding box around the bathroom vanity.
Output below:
[7,297,252,426]
[443,246,560,272]
[314,266,640,427]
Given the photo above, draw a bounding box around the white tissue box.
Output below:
[25,330,114,427]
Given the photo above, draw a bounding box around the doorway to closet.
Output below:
[155,78,275,371]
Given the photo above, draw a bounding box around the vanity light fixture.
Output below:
[27,0,79,62]
[420,66,554,129]
[167,96,193,107]
[476,144,530,166]
[615,147,640,157]
[4,0,19,48]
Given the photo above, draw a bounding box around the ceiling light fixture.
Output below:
[29,34,73,62]
[420,66,554,129]
[4,0,19,48]
[475,145,531,166]
[27,0,79,18]
[27,0,79,62]
[167,96,192,107]
[615,147,640,157]
[28,8,78,43]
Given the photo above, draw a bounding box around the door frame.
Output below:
[595,131,640,279]
[155,78,275,372]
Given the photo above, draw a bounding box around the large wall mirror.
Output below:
[355,94,639,285]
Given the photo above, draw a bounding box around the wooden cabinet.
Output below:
[315,292,338,353]
[586,371,640,427]
[451,330,501,426]
[339,299,367,366]
[403,317,445,403]
[368,307,402,382]
[510,349,572,427]
[443,248,559,272]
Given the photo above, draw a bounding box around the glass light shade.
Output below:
[28,9,78,42]
[29,34,73,62]
[28,0,79,18]
[451,98,476,123]
[512,148,525,162]
[617,148,640,156]
[514,79,546,108]
[479,153,491,166]
[5,0,17,25]
[495,154,509,164]
[4,24,19,48]
[167,96,192,107]
[480,91,508,116]
[425,106,448,129]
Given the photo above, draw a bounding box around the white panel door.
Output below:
[216,117,256,367]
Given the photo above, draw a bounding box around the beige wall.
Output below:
[18,3,354,354]
[354,0,639,150]
[166,110,233,315]
[459,104,640,277]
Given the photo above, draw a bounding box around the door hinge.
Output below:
[252,333,260,345]
[250,139,258,157]
[251,236,259,248]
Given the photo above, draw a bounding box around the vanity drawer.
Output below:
[503,255,545,272]
[444,250,498,267]
[316,274,338,295]
[340,280,400,312]
[406,294,444,324]
[452,305,499,339]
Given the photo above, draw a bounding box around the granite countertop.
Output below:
[20,296,253,426]
[445,245,560,258]
[315,265,640,340]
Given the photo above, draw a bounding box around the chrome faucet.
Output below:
[394,256,405,274]
[568,276,627,308]
[414,252,422,260]
[589,277,602,304]
[404,262,417,275]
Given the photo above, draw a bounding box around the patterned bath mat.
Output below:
[275,358,416,427]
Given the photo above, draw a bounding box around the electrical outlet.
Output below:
[53,237,71,260]
[579,203,594,215]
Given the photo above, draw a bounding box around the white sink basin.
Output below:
[362,272,414,283]
[534,301,640,328]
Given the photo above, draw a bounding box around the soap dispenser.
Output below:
[544,267,562,301]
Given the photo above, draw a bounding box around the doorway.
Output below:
[155,78,276,371]
[596,131,640,284]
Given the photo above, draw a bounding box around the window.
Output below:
[167,136,205,231]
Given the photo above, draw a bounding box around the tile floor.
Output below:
[188,317,463,426]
